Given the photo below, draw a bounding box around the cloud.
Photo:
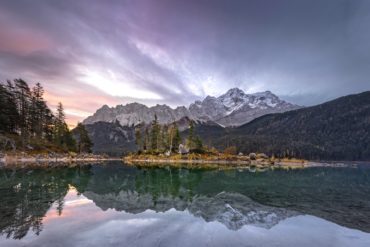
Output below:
[0,0,369,125]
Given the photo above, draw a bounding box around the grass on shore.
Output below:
[124,152,307,168]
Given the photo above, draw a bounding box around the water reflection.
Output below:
[0,165,92,239]
[84,190,298,230]
[1,161,370,246]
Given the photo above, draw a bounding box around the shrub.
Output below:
[224,146,237,155]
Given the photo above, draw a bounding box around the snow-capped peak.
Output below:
[223,87,245,97]
[83,88,301,127]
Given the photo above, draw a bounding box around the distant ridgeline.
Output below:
[198,91,370,161]
[85,91,370,161]
[0,79,92,153]
[3,79,368,160]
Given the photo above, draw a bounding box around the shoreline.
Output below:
[123,156,359,169]
[0,153,361,169]
[0,153,121,164]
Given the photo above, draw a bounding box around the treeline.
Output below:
[0,79,92,153]
[204,91,370,161]
[134,115,203,154]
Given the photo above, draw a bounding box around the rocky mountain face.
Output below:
[83,88,300,127]
[83,103,191,127]
[82,91,370,160]
[83,117,222,156]
[189,88,300,126]
[83,121,136,156]
[202,91,370,161]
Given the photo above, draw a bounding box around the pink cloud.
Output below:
[0,19,53,55]
[43,87,121,127]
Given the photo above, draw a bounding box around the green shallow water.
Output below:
[1,161,370,247]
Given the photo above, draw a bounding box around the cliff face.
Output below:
[83,89,370,161]
[207,91,370,160]
[83,88,299,127]
[84,121,136,156]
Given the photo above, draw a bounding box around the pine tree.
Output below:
[135,128,142,151]
[30,83,46,138]
[56,102,65,124]
[194,136,203,151]
[0,84,9,133]
[53,102,76,151]
[53,102,65,146]
[42,107,55,142]
[143,128,149,151]
[1,79,78,152]
[64,130,76,151]
[160,125,169,152]
[150,114,160,152]
[4,81,19,133]
[74,123,93,153]
[0,83,18,133]
[172,124,181,152]
[14,79,32,145]
[186,120,195,150]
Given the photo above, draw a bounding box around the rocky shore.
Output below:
[0,152,119,164]
[123,152,311,169]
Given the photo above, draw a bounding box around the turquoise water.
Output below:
[1,161,370,246]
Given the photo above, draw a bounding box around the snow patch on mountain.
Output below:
[83,88,301,127]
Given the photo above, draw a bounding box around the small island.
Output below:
[124,115,308,169]
[124,152,311,169]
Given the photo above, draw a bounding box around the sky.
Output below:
[0,0,369,127]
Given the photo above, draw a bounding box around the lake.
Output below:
[1,161,370,247]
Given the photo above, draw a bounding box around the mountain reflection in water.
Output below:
[1,161,370,247]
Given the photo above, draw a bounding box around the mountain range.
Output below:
[83,88,300,127]
[190,91,370,160]
[82,90,370,160]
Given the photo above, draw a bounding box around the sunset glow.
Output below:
[1,1,369,126]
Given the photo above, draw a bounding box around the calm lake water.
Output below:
[1,161,370,247]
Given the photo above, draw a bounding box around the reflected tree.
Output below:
[2,163,370,237]
[0,165,92,239]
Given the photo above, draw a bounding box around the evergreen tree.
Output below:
[186,120,195,150]
[64,130,76,151]
[150,114,160,151]
[0,83,18,133]
[53,102,76,151]
[0,79,78,152]
[135,128,142,151]
[194,136,203,151]
[56,102,65,124]
[160,125,169,151]
[172,124,181,152]
[30,83,47,138]
[74,123,93,153]
[42,107,55,142]
[53,102,65,146]
[0,84,9,133]
[4,81,19,133]
[143,128,149,151]
[14,79,32,145]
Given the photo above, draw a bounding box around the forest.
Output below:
[202,91,370,161]
[134,116,203,155]
[0,79,92,153]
